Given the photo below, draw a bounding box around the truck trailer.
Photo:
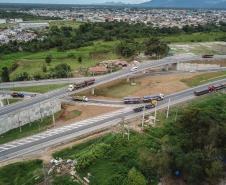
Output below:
[68,79,95,91]
[123,97,142,104]
[194,84,225,96]
[143,93,164,102]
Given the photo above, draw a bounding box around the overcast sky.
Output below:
[0,0,148,4]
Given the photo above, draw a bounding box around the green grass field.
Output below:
[88,80,141,98]
[0,40,120,80]
[49,20,82,28]
[181,71,226,87]
[2,98,21,105]
[0,160,43,185]
[162,32,225,43]
[11,83,68,93]
[63,110,81,121]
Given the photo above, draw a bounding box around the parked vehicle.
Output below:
[68,79,95,91]
[194,84,225,96]
[143,93,164,102]
[73,96,88,102]
[202,54,214,58]
[11,92,24,98]
[130,66,138,72]
[133,102,156,113]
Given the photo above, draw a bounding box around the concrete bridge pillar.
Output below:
[91,87,95,95]
[126,77,130,82]
[165,64,169,71]
[172,63,177,70]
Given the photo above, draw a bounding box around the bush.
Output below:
[51,63,72,78]
[10,62,18,72]
[42,64,47,73]
[78,56,82,64]
[76,143,111,170]
[67,53,75,58]
[33,73,43,80]
[14,72,30,81]
[45,54,52,64]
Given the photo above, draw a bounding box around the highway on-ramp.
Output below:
[0,78,225,163]
[1,54,225,116]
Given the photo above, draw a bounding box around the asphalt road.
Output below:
[0,54,225,116]
[0,77,91,89]
[0,78,225,162]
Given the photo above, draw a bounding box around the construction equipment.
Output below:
[73,96,88,102]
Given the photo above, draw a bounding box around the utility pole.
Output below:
[19,121,22,133]
[6,96,9,105]
[120,117,130,141]
[166,98,171,119]
[154,105,157,126]
[175,109,178,122]
[124,125,130,141]
[141,105,146,129]
[39,103,43,122]
[51,100,55,127]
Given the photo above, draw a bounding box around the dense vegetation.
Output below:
[0,10,59,21]
[0,22,225,55]
[0,160,43,185]
[53,94,226,185]
[0,22,225,81]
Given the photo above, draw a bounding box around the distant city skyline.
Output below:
[0,0,148,4]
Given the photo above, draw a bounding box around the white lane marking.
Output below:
[0,108,132,150]
[0,147,11,151]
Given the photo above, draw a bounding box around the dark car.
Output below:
[11,92,24,98]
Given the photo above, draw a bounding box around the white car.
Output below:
[130,66,138,72]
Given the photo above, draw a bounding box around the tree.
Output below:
[52,63,71,78]
[78,56,82,64]
[144,38,169,58]
[123,168,147,185]
[42,64,47,73]
[45,54,52,64]
[1,67,10,82]
[116,40,138,58]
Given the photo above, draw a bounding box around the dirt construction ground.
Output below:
[87,72,202,99]
[130,72,200,96]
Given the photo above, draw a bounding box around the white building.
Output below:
[14,18,23,23]
[0,19,6,24]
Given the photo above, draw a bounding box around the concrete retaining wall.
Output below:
[0,99,61,135]
[177,63,220,72]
